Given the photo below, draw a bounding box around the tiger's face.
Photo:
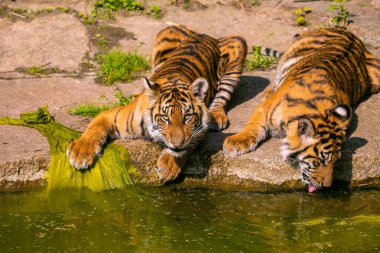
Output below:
[144,77,209,156]
[281,104,352,192]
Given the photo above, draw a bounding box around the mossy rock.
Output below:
[0,107,134,191]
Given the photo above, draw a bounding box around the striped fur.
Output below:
[224,28,380,191]
[67,24,247,183]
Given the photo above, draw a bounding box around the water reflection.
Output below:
[0,188,379,252]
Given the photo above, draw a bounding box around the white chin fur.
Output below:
[166,149,186,157]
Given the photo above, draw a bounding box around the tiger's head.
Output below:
[143,77,209,156]
[281,104,352,192]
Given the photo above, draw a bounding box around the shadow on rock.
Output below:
[227,75,270,111]
[333,136,368,188]
[176,75,270,182]
[177,132,234,181]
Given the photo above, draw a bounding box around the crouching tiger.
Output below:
[223,28,380,192]
[67,24,247,183]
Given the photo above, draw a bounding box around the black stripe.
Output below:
[269,102,281,125]
[114,108,123,137]
[288,114,320,123]
[140,118,145,137]
[367,61,380,70]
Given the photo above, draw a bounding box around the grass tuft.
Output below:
[244,46,277,71]
[97,50,150,85]
[25,65,63,77]
[68,90,134,118]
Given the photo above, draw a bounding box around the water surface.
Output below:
[0,188,379,252]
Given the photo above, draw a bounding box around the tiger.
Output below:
[67,23,247,183]
[223,28,380,192]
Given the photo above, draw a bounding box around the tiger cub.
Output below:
[67,24,247,183]
[223,28,380,192]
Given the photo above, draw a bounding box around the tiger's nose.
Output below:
[315,163,334,187]
[170,127,185,148]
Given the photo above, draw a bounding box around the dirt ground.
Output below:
[0,0,379,191]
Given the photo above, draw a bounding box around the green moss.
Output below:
[296,15,306,26]
[97,50,150,85]
[249,0,261,6]
[0,107,134,191]
[294,7,311,27]
[68,90,134,118]
[244,46,277,71]
[26,66,46,77]
[24,65,64,77]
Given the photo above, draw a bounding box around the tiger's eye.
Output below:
[184,114,193,122]
[161,115,170,123]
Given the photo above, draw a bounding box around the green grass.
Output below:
[68,90,134,118]
[244,46,277,71]
[94,0,143,11]
[92,0,144,20]
[25,65,62,77]
[147,4,162,18]
[97,50,150,85]
[327,0,351,28]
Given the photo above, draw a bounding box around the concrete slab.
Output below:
[0,13,89,72]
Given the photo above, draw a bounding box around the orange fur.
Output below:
[224,28,380,190]
[67,24,247,183]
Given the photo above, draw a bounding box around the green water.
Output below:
[0,188,379,252]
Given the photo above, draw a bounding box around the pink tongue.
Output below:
[308,184,317,193]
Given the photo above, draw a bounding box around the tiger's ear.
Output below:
[288,117,316,139]
[298,117,316,138]
[331,104,352,123]
[143,77,159,103]
[286,117,317,148]
[190,77,209,101]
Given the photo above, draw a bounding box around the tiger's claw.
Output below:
[66,137,102,170]
[223,133,257,156]
[209,109,229,131]
[157,151,182,183]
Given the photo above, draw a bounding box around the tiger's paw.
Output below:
[209,109,229,131]
[66,137,103,170]
[223,132,257,156]
[157,152,182,183]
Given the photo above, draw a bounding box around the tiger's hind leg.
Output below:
[208,36,248,131]
[365,51,380,94]
[152,24,196,70]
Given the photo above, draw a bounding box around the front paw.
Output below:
[223,132,257,156]
[157,152,182,183]
[209,109,229,131]
[66,137,103,170]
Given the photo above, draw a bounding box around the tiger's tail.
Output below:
[251,46,284,58]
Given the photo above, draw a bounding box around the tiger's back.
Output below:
[276,28,379,104]
[151,25,221,105]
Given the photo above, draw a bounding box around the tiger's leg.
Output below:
[152,24,196,70]
[67,95,144,169]
[157,146,197,183]
[365,51,380,94]
[208,36,247,131]
[223,97,269,156]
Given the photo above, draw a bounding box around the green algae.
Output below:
[295,215,380,227]
[0,107,134,191]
